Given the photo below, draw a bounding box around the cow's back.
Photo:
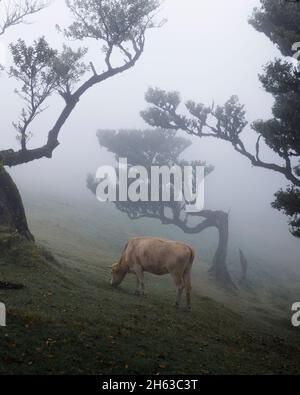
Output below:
[124,237,194,276]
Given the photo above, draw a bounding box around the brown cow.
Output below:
[111,237,195,309]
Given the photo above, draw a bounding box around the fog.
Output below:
[1,0,299,266]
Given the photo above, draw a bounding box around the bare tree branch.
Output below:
[0,0,48,36]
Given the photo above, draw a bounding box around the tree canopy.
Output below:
[249,0,300,57]
[0,0,163,167]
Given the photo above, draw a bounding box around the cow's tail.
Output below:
[189,247,195,266]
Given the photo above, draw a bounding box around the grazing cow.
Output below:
[111,237,195,309]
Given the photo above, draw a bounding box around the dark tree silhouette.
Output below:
[0,0,48,240]
[249,0,300,58]
[87,129,234,287]
[0,0,163,241]
[249,0,300,237]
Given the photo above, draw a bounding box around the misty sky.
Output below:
[1,0,299,264]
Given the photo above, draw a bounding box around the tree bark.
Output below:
[0,164,34,241]
[208,211,235,288]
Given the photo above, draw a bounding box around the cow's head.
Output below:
[111,263,127,287]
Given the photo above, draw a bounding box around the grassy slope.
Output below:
[0,193,300,375]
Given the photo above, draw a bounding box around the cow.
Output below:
[111,237,195,310]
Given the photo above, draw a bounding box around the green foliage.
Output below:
[97,128,192,166]
[52,45,88,93]
[273,186,300,238]
[9,37,88,147]
[252,60,300,157]
[142,88,248,142]
[213,96,247,141]
[249,0,300,57]
[258,60,300,95]
[249,1,300,237]
[64,0,163,53]
[142,88,187,130]
[10,37,88,99]
[10,37,58,95]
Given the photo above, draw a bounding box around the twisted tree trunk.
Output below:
[171,210,234,287]
[0,164,34,241]
[208,211,234,287]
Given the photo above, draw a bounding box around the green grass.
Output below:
[0,194,300,375]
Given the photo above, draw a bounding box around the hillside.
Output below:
[0,192,300,375]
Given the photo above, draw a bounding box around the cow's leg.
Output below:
[133,265,145,296]
[176,285,184,308]
[135,276,141,295]
[172,274,185,308]
[183,269,192,311]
